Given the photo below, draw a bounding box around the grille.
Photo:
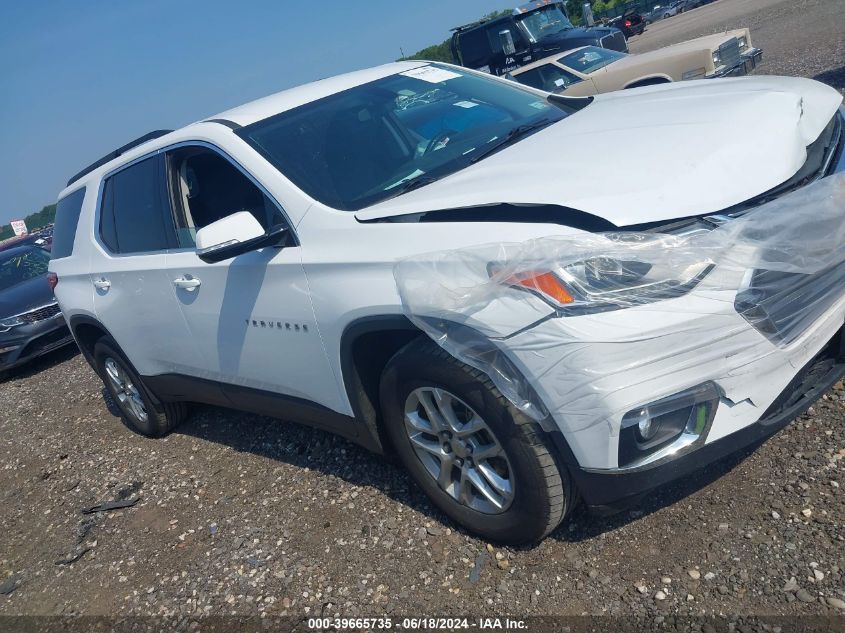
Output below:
[717,38,741,70]
[734,262,845,347]
[19,303,61,324]
[601,31,627,53]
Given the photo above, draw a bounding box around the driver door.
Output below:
[162,144,343,412]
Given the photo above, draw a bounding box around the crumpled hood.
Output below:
[357,76,843,227]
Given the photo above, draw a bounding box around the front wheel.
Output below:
[380,338,574,544]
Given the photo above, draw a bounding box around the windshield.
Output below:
[514,63,581,92]
[559,47,627,74]
[0,248,49,292]
[238,65,568,211]
[515,6,574,42]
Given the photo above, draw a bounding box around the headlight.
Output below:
[492,255,713,315]
[682,67,707,80]
[712,50,722,66]
[737,35,748,51]
[0,316,24,332]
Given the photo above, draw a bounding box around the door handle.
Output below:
[173,276,202,291]
[93,277,111,290]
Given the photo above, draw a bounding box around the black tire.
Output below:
[93,336,186,437]
[380,337,573,544]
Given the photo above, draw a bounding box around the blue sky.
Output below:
[0,0,506,224]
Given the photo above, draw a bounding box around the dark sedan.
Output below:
[0,245,73,374]
[608,8,646,38]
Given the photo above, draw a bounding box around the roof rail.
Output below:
[66,129,174,187]
[451,9,517,32]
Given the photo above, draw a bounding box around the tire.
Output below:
[380,337,573,544]
[93,336,186,437]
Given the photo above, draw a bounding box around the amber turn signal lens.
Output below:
[504,271,574,305]
[47,272,58,291]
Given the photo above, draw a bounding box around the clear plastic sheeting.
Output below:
[394,173,845,436]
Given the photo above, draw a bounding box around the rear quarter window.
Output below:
[99,155,175,254]
[51,187,86,259]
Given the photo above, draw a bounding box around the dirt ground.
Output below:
[629,0,845,96]
[1,0,844,630]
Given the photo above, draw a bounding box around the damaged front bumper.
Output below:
[563,328,845,512]
[394,130,845,511]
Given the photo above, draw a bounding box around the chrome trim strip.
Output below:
[8,301,60,321]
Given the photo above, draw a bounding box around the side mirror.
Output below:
[498,29,516,56]
[195,211,287,263]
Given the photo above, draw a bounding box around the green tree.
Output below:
[0,203,57,242]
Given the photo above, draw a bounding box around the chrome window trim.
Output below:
[91,139,297,259]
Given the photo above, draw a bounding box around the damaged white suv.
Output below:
[50,62,844,543]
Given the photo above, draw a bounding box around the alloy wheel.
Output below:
[104,357,148,424]
[403,387,514,514]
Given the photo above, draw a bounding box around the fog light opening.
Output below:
[619,383,720,468]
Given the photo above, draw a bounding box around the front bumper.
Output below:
[561,324,845,511]
[708,48,763,78]
[0,313,74,372]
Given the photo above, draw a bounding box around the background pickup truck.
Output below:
[450,0,627,77]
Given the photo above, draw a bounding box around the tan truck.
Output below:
[510,29,762,95]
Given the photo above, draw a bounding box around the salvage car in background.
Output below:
[647,3,679,21]
[606,8,646,38]
[0,245,72,374]
[510,29,762,94]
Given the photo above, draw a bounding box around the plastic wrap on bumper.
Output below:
[394,173,845,466]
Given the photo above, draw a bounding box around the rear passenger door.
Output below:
[90,154,204,378]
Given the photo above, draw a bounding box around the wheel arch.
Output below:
[339,315,425,454]
[68,314,114,369]
[623,75,673,89]
[339,315,582,470]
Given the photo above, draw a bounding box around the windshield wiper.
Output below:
[469,119,555,164]
[382,175,440,201]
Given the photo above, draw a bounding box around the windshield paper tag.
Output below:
[401,66,462,83]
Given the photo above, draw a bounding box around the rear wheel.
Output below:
[94,336,186,437]
[380,338,573,544]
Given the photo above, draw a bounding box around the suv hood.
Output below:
[357,76,842,228]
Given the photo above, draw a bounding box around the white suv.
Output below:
[50,62,844,544]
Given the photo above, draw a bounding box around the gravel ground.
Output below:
[2,0,845,628]
[629,0,845,97]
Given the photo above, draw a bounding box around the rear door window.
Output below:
[99,155,175,254]
[51,187,86,259]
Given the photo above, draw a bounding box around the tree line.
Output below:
[0,203,57,241]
